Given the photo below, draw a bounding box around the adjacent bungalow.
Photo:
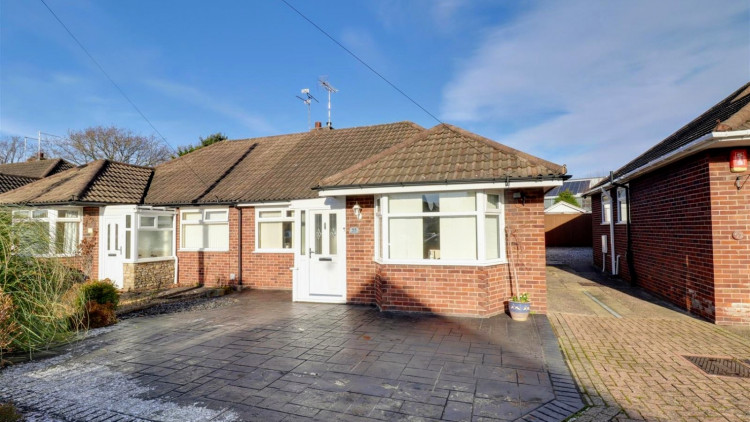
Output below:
[586,82,750,326]
[0,158,73,194]
[0,122,568,317]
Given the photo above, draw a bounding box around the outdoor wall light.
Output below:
[352,202,362,220]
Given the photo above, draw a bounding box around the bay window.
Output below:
[379,191,505,264]
[138,214,174,259]
[180,208,229,251]
[11,207,82,256]
[256,208,294,252]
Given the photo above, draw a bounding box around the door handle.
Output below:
[308,248,312,258]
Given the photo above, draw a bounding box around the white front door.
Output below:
[294,208,346,302]
[101,216,124,287]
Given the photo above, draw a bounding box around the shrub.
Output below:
[82,301,117,329]
[0,209,86,355]
[0,402,23,422]
[80,279,119,307]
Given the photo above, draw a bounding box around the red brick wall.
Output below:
[343,191,544,317]
[504,188,548,314]
[708,149,750,325]
[629,153,716,321]
[240,206,293,290]
[176,207,239,286]
[346,196,377,304]
[590,189,631,279]
[82,207,99,278]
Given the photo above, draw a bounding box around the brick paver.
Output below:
[547,260,750,422]
[1,290,584,421]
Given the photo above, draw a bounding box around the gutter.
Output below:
[314,175,570,192]
[584,130,750,195]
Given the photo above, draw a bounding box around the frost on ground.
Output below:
[120,295,240,320]
[0,351,238,421]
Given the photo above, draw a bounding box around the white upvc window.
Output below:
[601,193,612,224]
[378,190,505,265]
[11,207,83,256]
[616,187,628,223]
[255,208,295,252]
[137,213,174,260]
[180,208,229,251]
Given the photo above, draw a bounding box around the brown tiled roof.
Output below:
[144,121,425,204]
[0,158,73,179]
[595,81,750,188]
[318,124,566,188]
[0,160,153,205]
[0,174,38,194]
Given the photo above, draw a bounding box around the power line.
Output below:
[278,0,500,165]
[38,0,220,202]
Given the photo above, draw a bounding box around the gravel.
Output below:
[119,295,239,320]
[546,247,594,270]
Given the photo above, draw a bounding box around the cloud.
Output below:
[441,0,750,176]
[145,79,274,133]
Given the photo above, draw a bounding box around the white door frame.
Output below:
[291,198,347,303]
[100,214,125,288]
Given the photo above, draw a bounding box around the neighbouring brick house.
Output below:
[0,122,568,317]
[586,82,750,326]
[0,158,73,194]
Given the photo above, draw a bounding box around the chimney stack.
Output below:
[314,121,322,129]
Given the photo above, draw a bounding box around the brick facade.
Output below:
[239,207,294,290]
[175,207,239,287]
[344,191,547,317]
[591,149,749,325]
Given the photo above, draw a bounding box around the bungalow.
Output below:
[0,122,568,317]
[586,82,750,326]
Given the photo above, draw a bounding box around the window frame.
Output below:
[616,187,628,224]
[179,207,230,252]
[11,207,83,257]
[376,190,506,266]
[255,207,295,253]
[601,193,612,225]
[135,211,175,261]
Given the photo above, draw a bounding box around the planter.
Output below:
[509,300,531,321]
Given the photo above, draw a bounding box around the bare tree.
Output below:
[51,126,171,166]
[0,136,27,164]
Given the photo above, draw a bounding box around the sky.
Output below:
[1,0,748,177]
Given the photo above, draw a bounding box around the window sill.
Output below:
[132,256,175,263]
[179,248,230,253]
[373,258,508,267]
[254,249,295,254]
[600,222,611,225]
[615,221,628,225]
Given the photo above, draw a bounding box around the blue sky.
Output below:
[1,0,748,177]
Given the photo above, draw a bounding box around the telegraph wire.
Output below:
[38,0,222,202]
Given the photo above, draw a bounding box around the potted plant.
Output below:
[508,292,531,321]
[506,226,531,321]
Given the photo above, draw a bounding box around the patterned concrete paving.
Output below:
[547,258,750,422]
[1,290,583,421]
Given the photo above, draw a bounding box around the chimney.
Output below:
[314,121,322,129]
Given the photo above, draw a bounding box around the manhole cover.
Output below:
[579,282,600,287]
[683,356,750,378]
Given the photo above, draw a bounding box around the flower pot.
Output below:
[509,300,531,321]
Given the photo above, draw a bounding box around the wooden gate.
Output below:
[545,214,592,247]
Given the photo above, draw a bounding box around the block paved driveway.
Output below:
[1,290,583,421]
[547,247,750,422]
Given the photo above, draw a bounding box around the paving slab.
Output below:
[547,247,750,421]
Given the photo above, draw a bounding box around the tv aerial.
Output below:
[296,88,318,130]
[319,78,338,129]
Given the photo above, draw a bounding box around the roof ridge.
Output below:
[73,159,109,201]
[317,125,431,186]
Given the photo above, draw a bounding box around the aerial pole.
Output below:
[319,78,338,129]
[296,88,318,130]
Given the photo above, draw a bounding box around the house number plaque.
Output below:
[349,227,359,235]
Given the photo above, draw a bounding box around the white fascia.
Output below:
[318,180,563,197]
[586,129,750,195]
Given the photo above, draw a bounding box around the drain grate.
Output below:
[683,356,750,378]
[579,282,601,287]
